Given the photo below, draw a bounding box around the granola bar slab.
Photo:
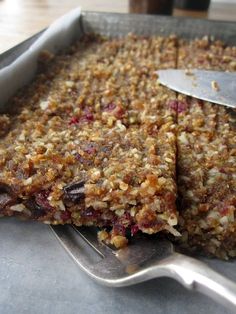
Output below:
[177,37,236,258]
[0,34,179,247]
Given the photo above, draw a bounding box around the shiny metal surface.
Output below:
[157,70,236,108]
[51,225,236,312]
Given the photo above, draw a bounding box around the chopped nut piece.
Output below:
[10,204,26,212]
[111,235,128,248]
[184,69,194,76]
[119,181,129,191]
[98,230,109,242]
[39,100,50,110]
[211,80,220,91]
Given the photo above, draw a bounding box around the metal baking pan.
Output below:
[0,11,236,314]
[1,11,236,70]
[80,11,236,41]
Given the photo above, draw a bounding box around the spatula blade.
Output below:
[157,69,236,109]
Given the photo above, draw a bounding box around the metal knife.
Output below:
[157,69,236,109]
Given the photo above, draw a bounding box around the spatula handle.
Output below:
[161,253,236,312]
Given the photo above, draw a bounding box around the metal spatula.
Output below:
[157,70,236,108]
[51,225,236,312]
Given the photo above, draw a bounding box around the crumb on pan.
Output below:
[211,80,220,91]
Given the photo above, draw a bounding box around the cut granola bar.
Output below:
[0,34,179,247]
[177,37,236,259]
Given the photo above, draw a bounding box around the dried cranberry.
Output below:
[198,58,205,64]
[83,143,97,155]
[81,207,100,219]
[219,168,227,174]
[75,153,85,162]
[103,103,124,118]
[35,190,54,211]
[74,153,92,166]
[69,116,79,125]
[141,222,154,229]
[61,210,71,221]
[119,212,132,225]
[164,192,175,205]
[80,114,94,123]
[131,225,139,236]
[80,108,94,123]
[124,212,131,221]
[75,153,82,162]
[168,100,188,113]
[220,205,229,216]
[139,219,164,230]
[113,224,126,236]
[103,103,116,112]
[177,101,188,113]
[114,105,125,119]
[168,100,178,111]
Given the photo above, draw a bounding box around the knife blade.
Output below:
[157,69,236,109]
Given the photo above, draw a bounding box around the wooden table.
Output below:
[0,0,236,54]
